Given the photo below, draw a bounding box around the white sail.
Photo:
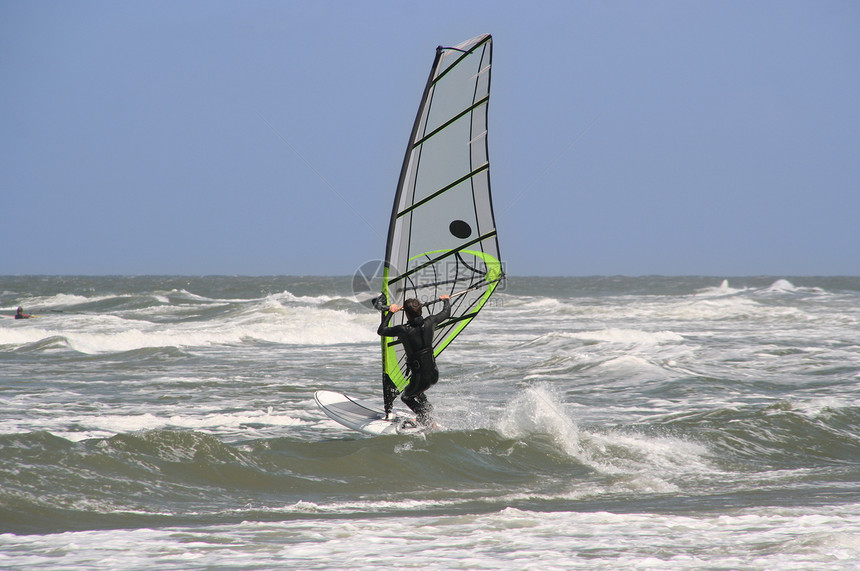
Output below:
[379,34,504,398]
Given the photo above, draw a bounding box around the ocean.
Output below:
[1,275,859,569]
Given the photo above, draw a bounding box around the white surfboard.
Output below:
[314,390,429,436]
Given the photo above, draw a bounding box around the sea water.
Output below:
[1,275,859,569]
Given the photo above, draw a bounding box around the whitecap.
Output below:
[571,328,683,345]
[695,279,746,297]
[496,385,713,493]
[766,279,797,292]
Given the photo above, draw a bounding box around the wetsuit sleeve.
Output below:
[430,298,451,326]
[377,310,399,337]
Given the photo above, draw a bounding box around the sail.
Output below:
[380,34,503,397]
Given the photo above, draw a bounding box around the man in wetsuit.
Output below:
[377,294,451,426]
[15,307,31,320]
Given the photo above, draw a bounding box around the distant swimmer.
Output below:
[15,307,31,319]
[377,294,450,427]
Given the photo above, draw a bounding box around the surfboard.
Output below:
[314,390,429,436]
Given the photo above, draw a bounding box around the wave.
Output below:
[0,426,591,533]
[694,279,748,297]
[572,328,684,346]
[1,292,378,354]
[690,277,827,298]
[0,388,726,533]
[511,328,684,356]
[649,400,860,467]
[495,386,712,493]
[2,388,859,534]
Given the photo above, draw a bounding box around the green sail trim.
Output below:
[388,230,498,287]
[381,248,502,391]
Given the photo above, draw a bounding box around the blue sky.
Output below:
[2,1,858,276]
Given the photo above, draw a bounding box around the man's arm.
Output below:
[430,295,451,325]
[377,304,402,337]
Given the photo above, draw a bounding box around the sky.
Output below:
[2,1,858,277]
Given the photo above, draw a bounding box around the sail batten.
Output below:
[412,95,489,148]
[396,163,489,218]
[380,34,503,396]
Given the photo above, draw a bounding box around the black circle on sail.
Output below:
[449,220,472,239]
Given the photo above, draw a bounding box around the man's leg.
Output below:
[401,392,433,425]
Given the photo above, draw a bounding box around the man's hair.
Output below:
[404,298,422,317]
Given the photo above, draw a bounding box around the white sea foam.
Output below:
[665,296,767,321]
[784,396,858,419]
[691,279,736,298]
[7,293,105,308]
[765,278,797,292]
[496,385,711,494]
[1,305,377,354]
[506,296,565,312]
[270,289,341,305]
[0,325,60,347]
[5,504,859,570]
[49,408,307,442]
[571,328,684,345]
[167,288,214,302]
[592,354,669,377]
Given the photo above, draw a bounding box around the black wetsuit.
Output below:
[377,299,451,424]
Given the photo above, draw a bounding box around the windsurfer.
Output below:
[377,294,451,426]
